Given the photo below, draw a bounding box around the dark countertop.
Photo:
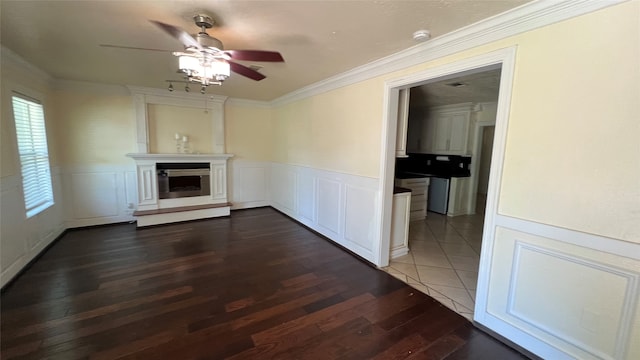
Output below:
[395,172,433,179]
[393,186,411,194]
[396,171,470,179]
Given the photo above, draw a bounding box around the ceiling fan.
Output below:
[104,14,284,91]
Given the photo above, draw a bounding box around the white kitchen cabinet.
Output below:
[421,103,473,155]
[390,191,411,258]
[448,177,471,216]
[395,89,410,157]
[395,177,430,221]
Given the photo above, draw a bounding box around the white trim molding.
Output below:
[378,46,517,267]
[226,98,272,109]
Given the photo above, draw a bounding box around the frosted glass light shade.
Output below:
[211,61,230,77]
[178,55,230,83]
[178,56,200,72]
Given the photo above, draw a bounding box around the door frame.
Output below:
[377,46,520,336]
[376,46,516,270]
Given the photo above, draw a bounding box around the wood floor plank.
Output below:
[0,207,531,359]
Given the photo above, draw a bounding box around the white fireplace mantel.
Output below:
[126,153,234,162]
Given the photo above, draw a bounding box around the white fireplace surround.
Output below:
[125,87,233,226]
[126,152,233,210]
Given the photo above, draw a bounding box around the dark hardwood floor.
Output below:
[1,207,529,359]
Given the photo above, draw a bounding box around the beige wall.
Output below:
[497,3,639,242]
[148,104,212,154]
[269,1,640,243]
[225,103,273,161]
[51,87,136,165]
[272,80,384,176]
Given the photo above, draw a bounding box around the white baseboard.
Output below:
[390,247,409,259]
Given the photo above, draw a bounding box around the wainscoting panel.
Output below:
[344,185,378,252]
[270,163,297,213]
[0,170,64,288]
[316,178,342,237]
[1,176,28,276]
[296,168,315,224]
[124,171,137,211]
[228,160,270,210]
[63,165,137,228]
[270,163,380,263]
[70,172,119,219]
[480,222,640,360]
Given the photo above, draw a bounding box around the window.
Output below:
[12,94,54,218]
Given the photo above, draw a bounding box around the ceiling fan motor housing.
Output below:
[190,15,223,50]
[197,33,223,50]
[193,14,214,29]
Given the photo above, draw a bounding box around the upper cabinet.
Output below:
[395,89,410,157]
[408,103,473,156]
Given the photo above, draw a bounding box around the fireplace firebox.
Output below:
[157,162,210,199]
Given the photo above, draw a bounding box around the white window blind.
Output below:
[12,94,54,218]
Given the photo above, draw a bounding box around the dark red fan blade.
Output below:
[100,44,171,52]
[226,50,284,62]
[229,61,266,81]
[150,20,202,50]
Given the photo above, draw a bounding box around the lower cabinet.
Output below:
[395,177,430,221]
[448,177,471,216]
[390,191,411,259]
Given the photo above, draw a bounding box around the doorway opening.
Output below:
[377,48,516,322]
[386,69,499,320]
[475,125,495,214]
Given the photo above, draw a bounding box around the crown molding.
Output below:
[126,85,228,104]
[1,46,53,86]
[226,98,272,109]
[53,79,130,96]
[271,0,628,107]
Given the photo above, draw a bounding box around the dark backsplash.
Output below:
[396,153,472,177]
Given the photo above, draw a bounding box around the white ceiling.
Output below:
[410,68,502,108]
[1,0,530,101]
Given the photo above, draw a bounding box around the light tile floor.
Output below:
[383,211,485,321]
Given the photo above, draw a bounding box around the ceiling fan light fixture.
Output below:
[177,53,230,87]
[151,15,283,91]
